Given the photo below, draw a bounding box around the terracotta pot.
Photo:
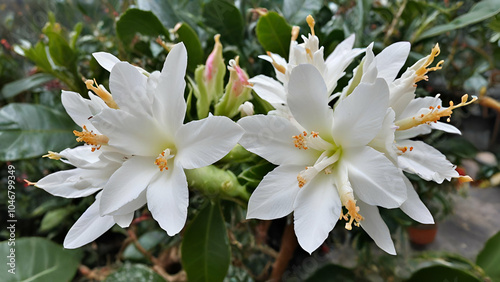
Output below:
[407,223,438,246]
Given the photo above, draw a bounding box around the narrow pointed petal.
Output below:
[247,165,303,220]
[374,42,410,84]
[345,147,407,208]
[147,164,188,236]
[395,125,432,140]
[36,168,105,198]
[357,200,396,255]
[248,75,286,105]
[109,62,151,115]
[93,52,120,72]
[175,116,244,169]
[368,109,397,159]
[100,156,159,215]
[152,43,187,134]
[430,122,461,135]
[400,175,434,224]
[113,213,134,228]
[332,78,389,148]
[287,64,333,137]
[238,115,320,166]
[58,146,102,168]
[109,189,147,216]
[61,91,106,132]
[64,194,115,249]
[293,174,341,254]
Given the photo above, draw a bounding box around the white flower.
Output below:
[87,43,244,236]
[238,64,407,254]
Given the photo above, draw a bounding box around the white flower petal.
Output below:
[238,115,320,165]
[64,193,115,249]
[400,175,434,224]
[397,140,458,183]
[345,146,407,208]
[374,42,410,84]
[175,115,243,169]
[398,96,440,120]
[109,62,151,115]
[357,200,396,255]
[93,52,121,72]
[247,165,303,220]
[36,168,105,198]
[100,156,159,215]
[152,43,187,134]
[147,164,188,236]
[293,173,341,254]
[395,125,432,140]
[288,64,333,137]
[248,75,286,105]
[61,91,106,132]
[368,108,397,160]
[113,213,134,228]
[430,121,461,135]
[332,78,389,148]
[58,146,102,168]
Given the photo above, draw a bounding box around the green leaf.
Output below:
[137,0,201,29]
[256,11,292,58]
[476,231,500,281]
[40,208,71,232]
[45,32,77,69]
[105,263,164,282]
[0,103,76,161]
[23,42,52,73]
[203,0,244,44]
[0,237,80,282]
[305,264,356,282]
[173,23,203,72]
[238,161,275,189]
[123,231,168,260]
[116,8,170,48]
[1,73,55,99]
[181,200,230,282]
[283,0,323,25]
[418,0,500,41]
[407,265,481,282]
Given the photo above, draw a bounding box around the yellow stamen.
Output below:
[155,149,173,172]
[342,199,363,230]
[291,26,300,42]
[297,174,306,188]
[414,43,444,84]
[306,15,315,36]
[85,79,119,109]
[43,151,62,160]
[458,175,473,183]
[396,94,477,131]
[73,125,109,152]
[267,51,286,74]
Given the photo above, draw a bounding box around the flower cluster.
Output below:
[30,15,475,255]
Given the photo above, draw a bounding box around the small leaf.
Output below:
[476,231,500,281]
[181,200,230,282]
[123,231,168,260]
[203,0,244,44]
[173,23,204,72]
[0,103,76,161]
[0,237,80,282]
[256,11,292,58]
[23,42,52,73]
[283,0,323,25]
[407,265,481,282]
[116,8,170,48]
[137,0,200,29]
[105,263,164,282]
[40,208,71,232]
[238,161,276,189]
[45,32,77,69]
[1,73,55,99]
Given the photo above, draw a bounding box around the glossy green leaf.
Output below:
[181,200,230,282]
[238,161,276,189]
[1,73,55,99]
[418,0,500,41]
[174,23,203,72]
[203,0,244,44]
[283,0,323,25]
[305,264,356,282]
[0,237,80,282]
[256,11,292,58]
[116,8,169,48]
[105,263,164,282]
[45,32,77,69]
[123,231,168,260]
[40,208,71,232]
[476,231,500,281]
[137,0,200,29]
[407,265,481,282]
[23,42,52,73]
[0,103,76,161]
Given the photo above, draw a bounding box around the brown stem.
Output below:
[269,222,298,281]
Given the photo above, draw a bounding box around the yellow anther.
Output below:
[267,51,286,74]
[292,131,308,150]
[297,174,306,188]
[43,151,61,160]
[306,15,315,36]
[85,79,119,109]
[343,199,363,230]
[155,149,173,172]
[414,43,444,84]
[73,125,109,152]
[291,26,300,42]
[396,94,477,131]
[458,175,473,183]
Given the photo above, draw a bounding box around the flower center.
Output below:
[85,79,119,109]
[155,148,174,171]
[414,43,444,84]
[73,125,109,152]
[297,150,340,188]
[395,94,477,131]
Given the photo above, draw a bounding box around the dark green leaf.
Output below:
[476,231,500,281]
[203,0,244,44]
[116,8,170,48]
[181,200,230,282]
[40,208,71,232]
[45,32,77,69]
[0,237,80,282]
[174,23,204,72]
[418,0,500,41]
[407,265,481,282]
[105,263,164,282]
[123,231,168,260]
[1,73,55,99]
[238,161,275,189]
[256,11,292,58]
[283,0,323,25]
[0,103,76,161]
[305,264,356,282]
[137,0,201,29]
